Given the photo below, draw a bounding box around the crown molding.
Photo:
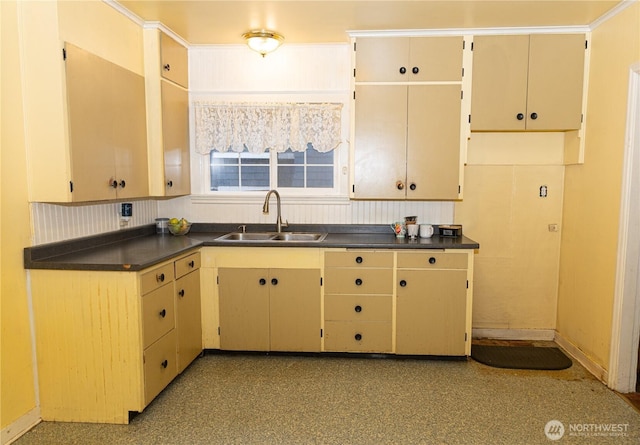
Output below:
[590,0,639,30]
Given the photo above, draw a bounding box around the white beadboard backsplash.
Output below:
[31,197,454,245]
[31,200,158,245]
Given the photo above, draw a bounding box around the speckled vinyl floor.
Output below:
[14,351,640,445]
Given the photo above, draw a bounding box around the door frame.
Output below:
[609,63,640,393]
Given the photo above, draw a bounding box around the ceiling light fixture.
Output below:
[243,30,284,57]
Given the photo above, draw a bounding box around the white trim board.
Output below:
[0,408,41,445]
[472,328,555,341]
[556,332,609,384]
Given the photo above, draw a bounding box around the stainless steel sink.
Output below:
[215,232,327,242]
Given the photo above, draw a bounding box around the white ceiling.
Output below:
[115,0,624,45]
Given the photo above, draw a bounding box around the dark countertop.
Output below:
[24,223,479,272]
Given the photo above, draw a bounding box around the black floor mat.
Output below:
[471,345,572,370]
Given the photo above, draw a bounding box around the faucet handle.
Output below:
[281,219,289,228]
[237,224,247,233]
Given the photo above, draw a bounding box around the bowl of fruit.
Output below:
[168,218,191,236]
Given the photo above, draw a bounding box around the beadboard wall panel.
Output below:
[31,201,158,245]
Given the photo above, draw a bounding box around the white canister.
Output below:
[155,218,169,234]
[407,224,419,238]
[419,224,434,238]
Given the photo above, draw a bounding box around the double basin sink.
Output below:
[216,231,328,243]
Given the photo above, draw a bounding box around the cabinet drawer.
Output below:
[175,251,201,279]
[142,283,175,348]
[324,321,392,353]
[141,263,174,295]
[325,251,393,268]
[397,252,468,269]
[143,329,177,404]
[325,294,391,322]
[324,268,393,294]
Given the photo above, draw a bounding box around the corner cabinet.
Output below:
[145,29,191,197]
[470,34,586,131]
[351,36,469,200]
[29,250,202,424]
[64,43,149,202]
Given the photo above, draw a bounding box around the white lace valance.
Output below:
[194,102,343,155]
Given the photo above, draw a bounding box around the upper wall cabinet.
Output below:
[470,34,586,131]
[65,43,149,201]
[145,29,191,197]
[160,32,188,88]
[352,36,467,200]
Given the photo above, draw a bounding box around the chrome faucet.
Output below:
[262,190,288,233]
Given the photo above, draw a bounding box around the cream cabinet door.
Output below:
[161,81,191,196]
[406,85,461,200]
[175,269,202,373]
[269,269,321,352]
[471,34,585,131]
[353,85,407,199]
[396,269,468,356]
[355,36,463,82]
[160,32,188,87]
[218,268,270,351]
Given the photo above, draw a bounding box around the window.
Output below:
[210,144,334,192]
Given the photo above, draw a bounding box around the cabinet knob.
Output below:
[355,278,363,286]
[354,333,362,341]
[161,359,168,369]
[163,63,171,72]
[516,113,524,121]
[167,180,173,188]
[399,280,407,287]
[188,260,195,268]
[156,273,165,282]
[178,289,185,297]
[396,181,405,190]
[271,278,278,286]
[159,309,166,318]
[399,66,407,74]
[412,66,419,74]
[119,180,126,188]
[355,256,363,264]
[429,257,436,264]
[259,278,267,286]
[354,305,362,313]
[530,112,538,120]
[110,179,118,189]
[409,183,417,191]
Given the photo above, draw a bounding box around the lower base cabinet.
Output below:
[29,250,202,424]
[218,267,321,352]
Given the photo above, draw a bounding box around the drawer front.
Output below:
[142,283,176,348]
[397,252,468,269]
[325,251,393,268]
[325,294,392,322]
[144,329,177,405]
[141,263,174,295]
[324,268,393,294]
[175,251,201,279]
[324,321,392,353]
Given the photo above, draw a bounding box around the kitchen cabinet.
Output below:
[65,42,149,202]
[160,31,188,88]
[29,250,201,424]
[396,252,470,356]
[352,36,466,200]
[324,251,394,353]
[470,34,586,131]
[218,267,321,352]
[145,29,191,197]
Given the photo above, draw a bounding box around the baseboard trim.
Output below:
[1,407,41,445]
[472,328,556,341]
[554,332,609,384]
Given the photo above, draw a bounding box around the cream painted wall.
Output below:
[557,2,640,370]
[455,133,565,333]
[1,0,38,435]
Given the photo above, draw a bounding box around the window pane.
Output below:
[307,148,333,165]
[241,166,270,189]
[277,149,304,165]
[278,166,304,187]
[307,166,333,188]
[240,153,269,165]
[211,166,239,191]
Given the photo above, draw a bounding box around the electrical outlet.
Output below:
[548,224,559,232]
